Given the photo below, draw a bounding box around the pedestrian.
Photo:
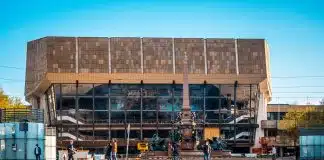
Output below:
[112,139,118,160]
[272,145,277,160]
[34,144,41,160]
[203,140,211,160]
[105,142,112,160]
[67,140,76,160]
[171,142,179,160]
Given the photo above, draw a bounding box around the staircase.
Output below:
[57,115,85,124]
[228,114,251,124]
[59,132,84,141]
[229,132,250,140]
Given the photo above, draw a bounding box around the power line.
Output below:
[271,97,323,99]
[273,92,324,94]
[273,86,324,88]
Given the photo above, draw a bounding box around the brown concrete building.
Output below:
[25,37,271,153]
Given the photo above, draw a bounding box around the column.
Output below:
[92,83,95,140]
[76,80,79,142]
[108,80,111,140]
[140,80,143,140]
[233,81,238,144]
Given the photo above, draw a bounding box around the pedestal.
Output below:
[180,110,195,150]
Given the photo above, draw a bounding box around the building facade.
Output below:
[25,37,271,152]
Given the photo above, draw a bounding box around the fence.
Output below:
[0,108,44,123]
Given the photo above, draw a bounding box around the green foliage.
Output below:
[0,88,28,121]
[169,130,182,142]
[282,107,324,145]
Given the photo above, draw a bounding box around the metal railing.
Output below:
[0,108,44,123]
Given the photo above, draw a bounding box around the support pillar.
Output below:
[233,81,238,144]
[140,80,143,140]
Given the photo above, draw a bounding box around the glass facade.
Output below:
[267,112,286,120]
[300,135,324,160]
[45,83,259,148]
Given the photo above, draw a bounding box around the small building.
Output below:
[299,128,324,160]
[0,109,48,159]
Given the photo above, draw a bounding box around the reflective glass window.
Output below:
[190,97,203,111]
[314,136,321,145]
[143,97,157,110]
[307,136,314,145]
[158,97,173,111]
[125,97,141,110]
[94,97,109,111]
[110,111,125,123]
[93,111,109,123]
[321,146,324,158]
[300,146,307,158]
[111,97,126,111]
[307,146,314,158]
[158,111,172,123]
[111,84,127,96]
[300,136,307,145]
[78,84,93,96]
[79,97,93,110]
[94,84,109,96]
[61,97,75,110]
[142,111,156,123]
[61,84,76,96]
[315,146,321,159]
[126,111,141,123]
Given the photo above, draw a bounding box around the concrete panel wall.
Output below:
[143,38,173,73]
[206,39,236,74]
[46,37,76,73]
[25,38,47,95]
[78,37,109,73]
[110,37,142,73]
[25,37,269,96]
[174,38,205,74]
[237,39,266,74]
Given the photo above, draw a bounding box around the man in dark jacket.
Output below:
[105,142,112,160]
[67,140,76,160]
[34,144,41,160]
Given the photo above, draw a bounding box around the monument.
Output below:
[179,53,195,150]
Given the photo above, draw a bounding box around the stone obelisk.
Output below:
[180,52,194,150]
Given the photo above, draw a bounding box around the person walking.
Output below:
[203,140,211,160]
[67,140,76,160]
[272,145,277,160]
[171,142,179,160]
[34,144,41,160]
[105,142,112,160]
[112,139,118,160]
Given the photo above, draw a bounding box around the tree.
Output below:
[0,88,26,109]
[319,98,324,105]
[282,107,324,146]
[0,88,28,121]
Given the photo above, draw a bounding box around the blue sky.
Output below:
[1,0,324,104]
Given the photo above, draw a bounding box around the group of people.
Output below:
[65,140,118,160]
[202,140,212,160]
[104,139,118,160]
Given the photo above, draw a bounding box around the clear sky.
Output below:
[1,0,324,104]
